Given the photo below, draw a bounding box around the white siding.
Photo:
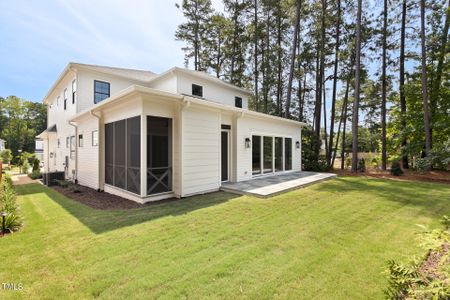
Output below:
[181,105,220,196]
[76,115,99,190]
[149,73,178,93]
[235,116,302,182]
[76,69,150,113]
[177,73,249,109]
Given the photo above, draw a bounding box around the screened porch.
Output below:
[104,115,173,197]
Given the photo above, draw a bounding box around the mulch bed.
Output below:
[418,243,450,282]
[51,185,177,210]
[332,169,450,185]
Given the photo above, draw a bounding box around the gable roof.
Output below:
[148,67,253,96]
[43,62,157,104]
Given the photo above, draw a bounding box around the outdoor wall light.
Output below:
[296,141,300,149]
[1,211,6,235]
[245,138,251,149]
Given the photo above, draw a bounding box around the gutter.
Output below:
[68,121,78,183]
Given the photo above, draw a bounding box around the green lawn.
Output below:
[1,177,449,299]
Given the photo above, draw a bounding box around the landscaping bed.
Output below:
[333,169,450,185]
[51,184,178,210]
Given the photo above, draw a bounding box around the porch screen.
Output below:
[105,116,141,194]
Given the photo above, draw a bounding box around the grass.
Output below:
[1,177,449,299]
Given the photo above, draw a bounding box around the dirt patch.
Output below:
[418,243,450,282]
[51,185,177,210]
[332,169,450,185]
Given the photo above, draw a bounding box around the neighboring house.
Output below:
[37,63,306,203]
[35,139,44,163]
[0,138,5,152]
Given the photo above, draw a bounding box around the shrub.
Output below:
[28,170,41,180]
[430,138,450,170]
[55,180,70,188]
[345,157,352,169]
[357,158,366,172]
[69,184,81,193]
[414,157,432,173]
[390,160,403,176]
[371,157,379,169]
[0,149,13,165]
[32,159,40,172]
[0,175,22,233]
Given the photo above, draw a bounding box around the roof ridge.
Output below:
[70,62,156,74]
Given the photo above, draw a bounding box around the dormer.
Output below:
[147,67,252,109]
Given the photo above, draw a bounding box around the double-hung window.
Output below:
[94,80,110,104]
[72,80,77,104]
[64,88,68,110]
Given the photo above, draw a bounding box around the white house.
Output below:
[38,63,306,203]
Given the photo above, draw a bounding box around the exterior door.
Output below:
[221,130,229,182]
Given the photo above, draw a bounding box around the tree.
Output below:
[0,149,13,164]
[285,0,302,118]
[399,0,409,168]
[327,0,341,168]
[419,0,431,156]
[380,0,388,170]
[352,0,362,173]
[175,0,214,70]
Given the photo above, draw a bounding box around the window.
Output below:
[66,137,70,148]
[70,136,75,159]
[275,137,283,172]
[105,117,141,194]
[57,138,61,148]
[72,80,77,104]
[64,88,68,110]
[192,84,203,97]
[78,134,83,147]
[94,80,110,104]
[57,96,60,107]
[235,96,242,108]
[252,136,261,175]
[263,136,273,174]
[92,130,98,146]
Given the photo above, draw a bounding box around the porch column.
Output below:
[140,114,147,197]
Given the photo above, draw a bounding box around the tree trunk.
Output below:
[352,0,362,173]
[381,0,388,170]
[328,0,341,168]
[333,75,350,168]
[254,0,259,111]
[323,83,328,161]
[314,0,327,158]
[285,0,301,119]
[420,0,432,156]
[276,3,283,117]
[430,0,450,133]
[399,0,409,168]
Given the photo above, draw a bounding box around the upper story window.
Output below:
[64,88,68,110]
[72,80,77,104]
[94,80,110,104]
[235,96,242,108]
[57,96,60,107]
[192,84,203,97]
[57,138,61,148]
[66,137,70,148]
[78,134,84,147]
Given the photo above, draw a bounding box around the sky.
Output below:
[0,0,223,102]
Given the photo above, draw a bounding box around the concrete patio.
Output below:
[221,171,337,198]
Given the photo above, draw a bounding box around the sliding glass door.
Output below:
[252,135,261,175]
[252,135,293,176]
[275,137,283,172]
[263,136,273,174]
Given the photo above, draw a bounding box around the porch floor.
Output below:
[221,171,337,198]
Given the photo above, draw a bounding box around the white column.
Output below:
[140,114,147,197]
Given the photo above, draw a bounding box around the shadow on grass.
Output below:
[16,184,240,234]
[318,176,450,218]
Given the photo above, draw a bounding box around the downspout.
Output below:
[90,110,104,192]
[68,121,78,183]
